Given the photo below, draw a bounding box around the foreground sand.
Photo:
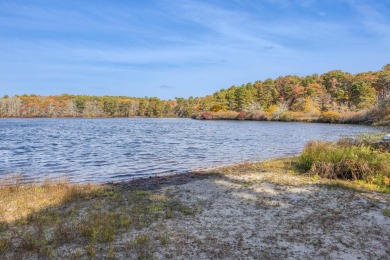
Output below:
[1,161,390,259]
[116,170,390,259]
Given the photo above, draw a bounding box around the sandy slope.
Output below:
[114,171,390,259]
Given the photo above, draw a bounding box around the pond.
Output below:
[0,118,384,183]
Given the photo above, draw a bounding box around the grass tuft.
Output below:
[0,237,10,254]
[298,139,390,189]
[133,233,153,259]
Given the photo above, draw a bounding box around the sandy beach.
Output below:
[113,169,390,259]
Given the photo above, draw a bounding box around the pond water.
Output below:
[0,118,384,183]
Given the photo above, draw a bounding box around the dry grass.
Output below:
[0,177,194,259]
[197,111,269,121]
[0,177,104,223]
[280,111,318,122]
[214,157,301,176]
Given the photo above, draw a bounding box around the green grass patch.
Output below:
[297,136,390,191]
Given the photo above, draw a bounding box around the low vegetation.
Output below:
[297,134,390,192]
[0,178,194,258]
[213,133,390,193]
[194,102,390,125]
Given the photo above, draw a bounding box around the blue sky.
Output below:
[0,0,389,99]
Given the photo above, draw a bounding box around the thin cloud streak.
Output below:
[160,85,175,89]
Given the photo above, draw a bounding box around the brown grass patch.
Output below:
[0,177,194,258]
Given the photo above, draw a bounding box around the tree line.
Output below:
[0,95,177,118]
[1,64,389,123]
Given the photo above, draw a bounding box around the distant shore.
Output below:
[1,114,389,127]
[192,110,390,126]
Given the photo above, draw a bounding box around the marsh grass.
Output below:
[0,176,105,223]
[0,177,194,258]
[298,140,389,181]
[295,134,390,192]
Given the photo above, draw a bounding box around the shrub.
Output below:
[247,111,268,121]
[298,140,390,186]
[237,112,246,120]
[319,111,341,123]
[211,111,239,120]
[210,104,224,112]
[340,110,368,124]
[200,111,213,120]
[267,105,278,115]
[278,111,320,122]
[365,103,390,125]
[280,111,305,121]
[267,104,288,120]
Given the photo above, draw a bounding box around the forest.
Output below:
[1,64,389,125]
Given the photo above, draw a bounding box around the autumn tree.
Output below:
[374,65,390,101]
[256,79,279,108]
[350,81,376,109]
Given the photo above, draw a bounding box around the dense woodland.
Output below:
[1,64,389,125]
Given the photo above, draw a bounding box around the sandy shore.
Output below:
[107,168,390,259]
[1,162,390,259]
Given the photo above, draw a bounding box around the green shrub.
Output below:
[298,140,390,186]
[210,104,224,112]
[248,111,268,121]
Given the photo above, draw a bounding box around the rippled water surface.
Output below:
[0,118,384,183]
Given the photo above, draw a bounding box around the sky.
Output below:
[0,0,389,99]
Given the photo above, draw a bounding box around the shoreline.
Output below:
[192,116,390,127]
[1,158,389,258]
[2,150,388,187]
[0,116,389,127]
[0,156,304,187]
